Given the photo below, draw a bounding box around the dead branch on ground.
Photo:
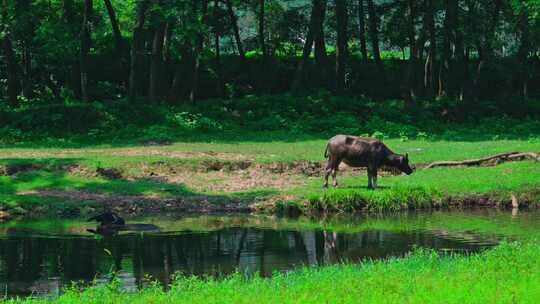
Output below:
[424,151,540,169]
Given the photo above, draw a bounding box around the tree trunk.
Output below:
[189,53,201,103]
[149,22,166,101]
[424,0,436,96]
[22,42,32,99]
[258,0,266,58]
[162,22,173,65]
[16,0,34,99]
[80,0,93,102]
[103,0,122,55]
[63,0,75,24]
[402,0,417,108]
[103,0,129,91]
[458,1,473,101]
[214,30,224,98]
[292,0,319,91]
[128,0,149,100]
[313,0,328,87]
[1,36,21,106]
[438,0,457,97]
[459,47,471,101]
[168,47,192,103]
[189,0,208,103]
[62,0,80,95]
[335,0,348,95]
[366,0,384,79]
[471,0,502,101]
[214,0,224,98]
[513,10,530,98]
[225,0,245,61]
[358,0,368,63]
[313,0,327,65]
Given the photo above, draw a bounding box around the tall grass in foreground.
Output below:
[6,242,540,304]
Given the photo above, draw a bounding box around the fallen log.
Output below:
[424,151,540,169]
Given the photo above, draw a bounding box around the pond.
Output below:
[1,208,538,298]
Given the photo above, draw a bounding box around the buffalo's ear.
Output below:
[405,153,409,161]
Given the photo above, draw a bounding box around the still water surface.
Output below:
[1,209,537,297]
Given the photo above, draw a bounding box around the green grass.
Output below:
[1,99,540,213]
[1,139,539,214]
[5,241,540,304]
[291,160,540,212]
[1,138,540,164]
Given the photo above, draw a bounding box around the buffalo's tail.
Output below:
[324,143,329,159]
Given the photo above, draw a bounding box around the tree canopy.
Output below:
[1,0,540,105]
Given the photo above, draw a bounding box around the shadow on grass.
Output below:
[0,158,278,213]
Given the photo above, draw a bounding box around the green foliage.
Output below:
[7,242,540,304]
[3,95,540,146]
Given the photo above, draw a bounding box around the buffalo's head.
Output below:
[398,153,414,175]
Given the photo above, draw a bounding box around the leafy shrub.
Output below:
[140,125,178,143]
[172,112,224,132]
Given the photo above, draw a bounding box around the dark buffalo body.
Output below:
[323,135,414,189]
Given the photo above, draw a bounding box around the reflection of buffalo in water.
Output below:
[87,212,160,236]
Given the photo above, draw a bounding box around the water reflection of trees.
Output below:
[0,228,493,297]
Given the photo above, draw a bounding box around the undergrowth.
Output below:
[1,95,540,147]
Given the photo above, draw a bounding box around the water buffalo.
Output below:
[323,135,414,189]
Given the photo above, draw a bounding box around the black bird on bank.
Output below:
[87,211,125,226]
[87,212,160,236]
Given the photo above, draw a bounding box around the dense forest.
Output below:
[1,0,540,106]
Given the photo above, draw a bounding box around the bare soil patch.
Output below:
[163,170,305,192]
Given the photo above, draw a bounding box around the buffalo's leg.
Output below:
[323,157,336,188]
[332,160,341,188]
[367,167,377,189]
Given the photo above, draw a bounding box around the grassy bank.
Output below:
[5,241,540,304]
[1,97,540,217]
[1,139,539,218]
[297,160,540,212]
